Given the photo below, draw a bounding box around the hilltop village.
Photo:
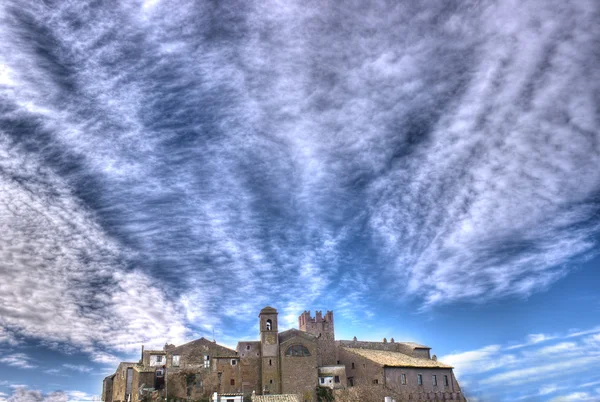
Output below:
[103,307,465,402]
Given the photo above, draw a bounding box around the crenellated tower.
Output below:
[298,310,336,366]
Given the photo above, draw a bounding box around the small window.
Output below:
[337,360,340,364]
[334,376,340,383]
[320,378,325,384]
[156,355,163,362]
[348,377,354,387]
[401,373,406,385]
[269,359,272,366]
[155,369,164,377]
[351,363,355,369]
[418,374,423,385]
[246,345,251,350]
[172,355,180,367]
[444,375,449,386]
[433,375,437,386]
[269,379,273,384]
[231,359,237,366]
[196,378,202,390]
[266,319,272,330]
[230,379,235,386]
[363,364,366,368]
[204,355,210,368]
[373,379,379,384]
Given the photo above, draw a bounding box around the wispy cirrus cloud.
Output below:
[441,326,600,401]
[0,0,597,388]
[0,353,37,369]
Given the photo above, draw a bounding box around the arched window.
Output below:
[285,344,311,357]
[266,319,272,331]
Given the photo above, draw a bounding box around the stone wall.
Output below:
[337,348,383,387]
[237,341,261,396]
[384,367,456,396]
[280,334,318,401]
[102,376,113,402]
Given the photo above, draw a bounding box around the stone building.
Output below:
[102,306,465,402]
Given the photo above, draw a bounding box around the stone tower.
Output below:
[259,306,280,394]
[299,310,336,366]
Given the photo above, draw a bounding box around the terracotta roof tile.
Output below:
[342,347,452,368]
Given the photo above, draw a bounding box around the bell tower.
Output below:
[259,306,280,394]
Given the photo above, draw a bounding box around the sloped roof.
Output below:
[342,347,452,368]
[279,328,317,344]
[252,395,300,402]
[169,337,237,355]
[260,306,278,314]
[401,341,431,349]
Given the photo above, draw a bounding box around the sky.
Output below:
[0,0,598,401]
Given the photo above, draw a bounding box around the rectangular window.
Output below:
[320,378,325,384]
[401,373,406,385]
[348,377,354,387]
[444,375,449,386]
[230,379,235,386]
[418,374,423,385]
[269,379,273,384]
[156,355,163,363]
[231,359,237,366]
[433,375,437,386]
[172,355,180,367]
[351,362,355,369]
[196,378,202,390]
[373,379,379,384]
[204,355,210,368]
[334,376,340,383]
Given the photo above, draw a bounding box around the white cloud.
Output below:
[0,353,37,369]
[62,364,92,373]
[5,387,67,402]
[549,392,597,402]
[442,325,600,400]
[0,0,597,391]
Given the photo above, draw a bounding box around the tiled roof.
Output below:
[252,395,301,402]
[342,347,453,368]
[400,341,431,349]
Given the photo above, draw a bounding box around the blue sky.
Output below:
[0,0,599,401]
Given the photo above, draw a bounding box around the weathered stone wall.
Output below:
[337,348,384,387]
[384,367,456,395]
[237,341,261,395]
[214,356,243,394]
[131,369,155,402]
[162,338,238,400]
[280,335,318,401]
[102,376,113,402]
[111,363,136,402]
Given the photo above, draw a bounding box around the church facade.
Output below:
[103,307,466,402]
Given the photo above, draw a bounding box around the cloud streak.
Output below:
[0,0,598,375]
[441,327,600,401]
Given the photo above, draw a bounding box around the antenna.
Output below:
[213,328,215,343]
